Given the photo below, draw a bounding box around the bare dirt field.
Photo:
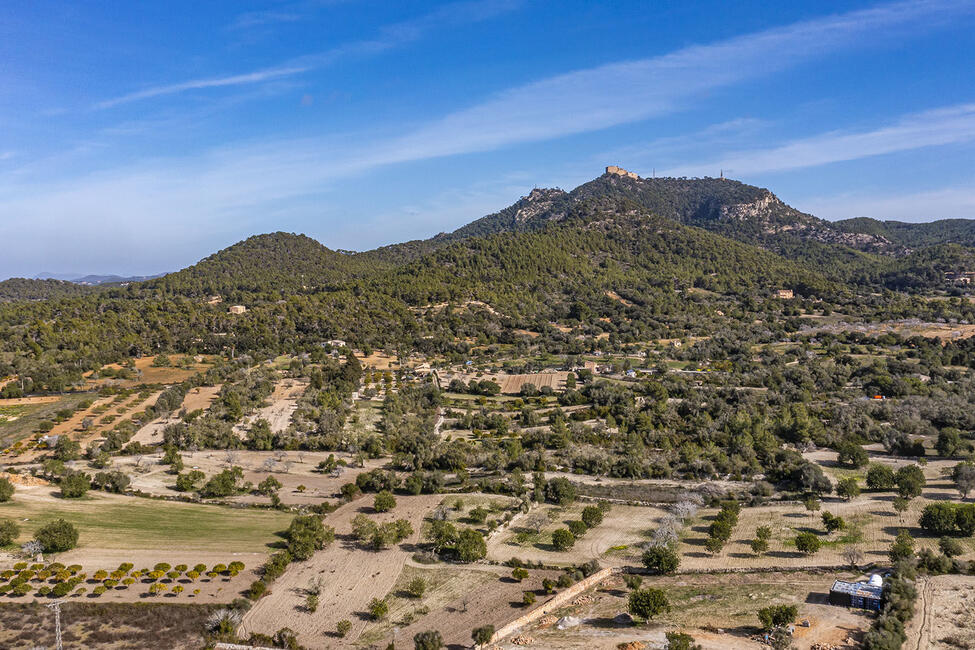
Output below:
[240,494,443,647]
[508,571,870,650]
[906,574,975,650]
[488,503,667,567]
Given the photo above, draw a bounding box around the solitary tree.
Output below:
[642,545,680,575]
[628,588,670,622]
[551,528,575,551]
[795,532,821,555]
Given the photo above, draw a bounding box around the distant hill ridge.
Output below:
[4,169,975,302]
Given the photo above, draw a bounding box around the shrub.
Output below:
[407,576,427,598]
[34,519,78,552]
[472,625,495,648]
[511,567,529,582]
[522,591,536,606]
[368,597,388,620]
[413,630,444,650]
[581,505,604,528]
[551,528,575,551]
[628,588,670,621]
[567,520,588,537]
[247,580,267,600]
[940,536,965,558]
[865,463,896,491]
[795,532,821,554]
[336,619,352,638]
[0,519,20,546]
[59,471,91,498]
[758,604,798,631]
[623,574,643,590]
[642,545,680,575]
[455,528,487,562]
[0,477,14,502]
[373,490,397,513]
[821,512,846,533]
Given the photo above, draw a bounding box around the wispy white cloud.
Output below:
[799,182,975,221]
[362,0,975,162]
[93,66,310,109]
[662,103,975,177]
[94,0,523,110]
[4,0,975,276]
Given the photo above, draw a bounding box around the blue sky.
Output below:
[1,0,974,278]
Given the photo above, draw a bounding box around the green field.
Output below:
[0,493,292,552]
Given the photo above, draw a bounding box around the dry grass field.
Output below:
[240,494,443,647]
[511,571,871,650]
[487,503,667,567]
[116,450,387,506]
[359,563,563,648]
[906,574,975,650]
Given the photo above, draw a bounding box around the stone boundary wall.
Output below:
[215,644,282,650]
[489,566,621,645]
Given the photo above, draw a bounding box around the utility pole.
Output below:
[47,599,66,650]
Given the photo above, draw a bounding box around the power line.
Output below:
[46,599,66,650]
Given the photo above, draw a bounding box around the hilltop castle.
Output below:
[605,165,639,179]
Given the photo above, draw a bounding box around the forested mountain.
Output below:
[0,278,102,302]
[4,169,975,394]
[143,232,380,300]
[835,217,975,249]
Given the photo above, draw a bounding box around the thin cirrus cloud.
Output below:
[4,0,975,277]
[92,66,310,110]
[93,0,523,110]
[662,103,975,178]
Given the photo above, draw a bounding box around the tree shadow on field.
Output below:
[871,510,895,517]
[768,550,804,559]
[882,525,922,537]
[684,536,706,547]
[783,512,807,519]
[684,551,710,558]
